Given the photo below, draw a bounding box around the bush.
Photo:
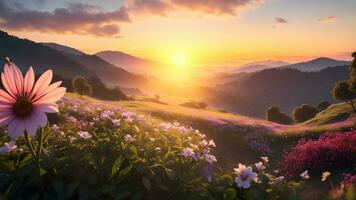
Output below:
[332,80,356,112]
[282,131,356,178]
[180,101,208,109]
[292,104,319,123]
[72,76,92,96]
[317,101,331,111]
[266,106,293,125]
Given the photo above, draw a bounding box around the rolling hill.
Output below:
[230,60,290,74]
[280,57,350,72]
[95,50,163,75]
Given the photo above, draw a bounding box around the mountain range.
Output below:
[0,30,146,88]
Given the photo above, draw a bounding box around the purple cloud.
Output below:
[275,17,288,24]
[0,1,130,37]
[318,16,338,24]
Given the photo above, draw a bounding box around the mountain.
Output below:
[230,60,289,74]
[203,66,349,118]
[0,30,94,78]
[95,50,162,75]
[42,42,85,55]
[42,43,147,88]
[280,57,350,72]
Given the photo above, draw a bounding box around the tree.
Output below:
[292,104,319,123]
[332,80,356,112]
[266,106,293,125]
[350,52,356,92]
[317,101,331,112]
[72,76,92,96]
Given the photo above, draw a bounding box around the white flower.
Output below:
[300,170,310,180]
[208,140,216,147]
[182,148,194,158]
[234,164,258,189]
[321,171,331,182]
[111,119,121,126]
[124,134,136,143]
[0,141,17,154]
[273,176,285,185]
[205,154,217,163]
[78,131,92,139]
[261,156,269,163]
[100,110,114,119]
[51,124,60,133]
[199,140,208,146]
[255,162,265,172]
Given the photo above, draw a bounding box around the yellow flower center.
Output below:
[13,98,33,118]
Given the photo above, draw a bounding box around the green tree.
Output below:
[317,101,331,112]
[292,104,319,123]
[266,106,293,125]
[332,80,356,112]
[72,76,92,96]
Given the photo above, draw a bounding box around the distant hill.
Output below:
[42,42,85,55]
[95,50,162,75]
[204,66,350,118]
[230,60,289,74]
[0,30,94,78]
[280,57,350,72]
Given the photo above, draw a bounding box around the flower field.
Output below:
[0,62,354,199]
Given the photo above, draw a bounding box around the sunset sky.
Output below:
[0,0,355,66]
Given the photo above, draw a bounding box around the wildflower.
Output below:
[69,136,77,143]
[182,147,194,158]
[124,134,136,143]
[203,163,213,182]
[51,124,60,133]
[111,119,121,126]
[155,147,161,151]
[0,60,65,137]
[199,140,208,146]
[234,164,258,189]
[0,141,17,154]
[100,110,114,119]
[322,171,331,182]
[300,170,310,180]
[192,153,200,161]
[273,176,285,185]
[208,140,216,147]
[255,162,265,172]
[136,114,145,121]
[78,131,92,139]
[205,154,217,163]
[261,156,269,163]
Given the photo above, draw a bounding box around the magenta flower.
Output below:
[0,61,66,137]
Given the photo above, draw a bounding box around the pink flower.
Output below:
[234,164,258,189]
[0,141,17,154]
[78,131,92,139]
[0,60,66,137]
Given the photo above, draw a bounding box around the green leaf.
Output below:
[111,156,123,178]
[142,177,151,192]
[223,188,237,200]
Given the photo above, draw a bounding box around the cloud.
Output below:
[275,17,287,24]
[128,0,264,16]
[318,16,338,24]
[0,1,130,37]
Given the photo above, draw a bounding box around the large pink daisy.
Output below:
[0,60,66,137]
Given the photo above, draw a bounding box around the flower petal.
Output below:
[35,104,59,113]
[34,87,66,104]
[1,71,17,98]
[11,63,24,95]
[23,67,35,97]
[0,89,15,103]
[30,70,53,100]
[32,81,62,102]
[8,119,25,138]
[32,110,48,127]
[0,114,14,127]
[24,117,39,136]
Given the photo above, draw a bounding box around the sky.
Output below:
[0,0,355,66]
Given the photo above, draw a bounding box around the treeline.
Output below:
[53,75,129,101]
[266,52,356,125]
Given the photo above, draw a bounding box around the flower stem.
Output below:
[24,131,37,159]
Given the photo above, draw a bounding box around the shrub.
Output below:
[332,80,356,112]
[282,131,356,178]
[72,76,92,96]
[266,106,293,125]
[180,101,208,109]
[317,101,331,111]
[292,104,319,123]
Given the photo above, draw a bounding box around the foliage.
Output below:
[72,76,93,96]
[332,80,356,112]
[317,101,331,111]
[0,97,307,199]
[180,101,208,110]
[281,131,356,178]
[292,104,319,123]
[349,52,356,93]
[266,106,293,125]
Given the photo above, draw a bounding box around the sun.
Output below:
[171,53,187,67]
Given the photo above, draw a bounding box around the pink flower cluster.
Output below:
[282,131,356,178]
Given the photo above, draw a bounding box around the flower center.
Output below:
[240,174,249,181]
[13,98,33,118]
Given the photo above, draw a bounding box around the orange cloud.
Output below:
[318,16,338,24]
